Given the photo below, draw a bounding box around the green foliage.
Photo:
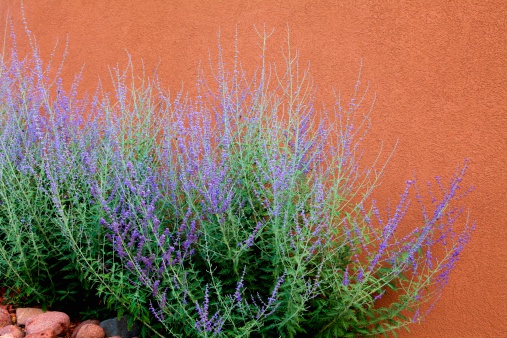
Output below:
[0,28,473,338]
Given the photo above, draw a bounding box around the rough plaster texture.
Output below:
[1,1,506,337]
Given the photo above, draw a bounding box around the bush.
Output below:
[0,27,474,337]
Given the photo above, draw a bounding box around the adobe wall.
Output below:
[1,1,505,337]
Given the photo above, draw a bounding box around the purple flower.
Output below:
[234,267,247,303]
[342,266,349,286]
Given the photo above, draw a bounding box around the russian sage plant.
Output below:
[0,28,99,310]
[0,27,474,338]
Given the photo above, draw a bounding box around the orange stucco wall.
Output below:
[1,1,506,337]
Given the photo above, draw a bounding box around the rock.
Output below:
[0,308,11,328]
[24,328,56,338]
[16,308,44,325]
[71,319,101,338]
[74,323,105,338]
[0,325,23,338]
[99,317,140,338]
[25,311,70,336]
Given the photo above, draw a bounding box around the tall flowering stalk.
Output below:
[0,26,474,337]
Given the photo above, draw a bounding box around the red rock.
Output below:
[24,328,56,338]
[0,334,18,338]
[16,308,44,325]
[0,324,23,338]
[74,323,105,338]
[0,308,12,328]
[25,311,70,336]
[71,320,101,338]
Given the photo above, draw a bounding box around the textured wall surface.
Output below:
[1,1,506,337]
